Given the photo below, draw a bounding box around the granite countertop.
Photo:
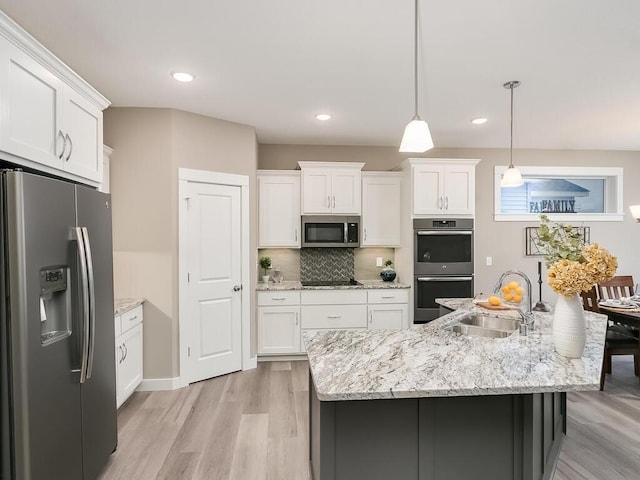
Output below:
[114,298,145,315]
[303,298,607,401]
[255,279,410,291]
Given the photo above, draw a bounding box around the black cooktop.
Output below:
[302,279,362,287]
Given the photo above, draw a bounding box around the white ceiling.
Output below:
[1,0,639,150]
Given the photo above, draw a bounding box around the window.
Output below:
[494,166,623,221]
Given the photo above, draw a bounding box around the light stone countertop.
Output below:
[255,279,410,291]
[303,298,607,401]
[114,297,145,316]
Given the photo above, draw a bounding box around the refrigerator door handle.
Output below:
[81,227,97,379]
[72,227,91,383]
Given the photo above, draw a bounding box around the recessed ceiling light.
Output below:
[471,118,488,125]
[171,71,195,82]
[315,114,331,121]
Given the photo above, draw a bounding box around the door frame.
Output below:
[178,168,255,388]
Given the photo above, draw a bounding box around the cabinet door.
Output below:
[302,168,332,214]
[331,170,361,214]
[258,306,301,354]
[116,324,143,408]
[258,174,301,247]
[443,165,475,215]
[367,304,408,330]
[413,165,444,215]
[63,91,103,182]
[362,175,401,246]
[0,42,64,168]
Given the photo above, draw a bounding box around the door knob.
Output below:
[233,285,242,291]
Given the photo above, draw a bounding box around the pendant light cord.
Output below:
[413,0,419,119]
[509,83,514,168]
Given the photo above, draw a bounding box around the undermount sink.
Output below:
[458,314,520,332]
[450,324,514,338]
[449,313,519,338]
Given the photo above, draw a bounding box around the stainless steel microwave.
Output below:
[301,215,360,248]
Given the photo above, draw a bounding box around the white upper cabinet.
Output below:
[361,172,402,247]
[410,159,480,217]
[299,161,364,214]
[0,11,109,185]
[258,171,301,248]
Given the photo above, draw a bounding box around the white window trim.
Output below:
[494,166,624,222]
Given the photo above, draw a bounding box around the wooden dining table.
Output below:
[598,305,640,329]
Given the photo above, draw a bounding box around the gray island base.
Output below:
[310,379,565,480]
[304,298,607,480]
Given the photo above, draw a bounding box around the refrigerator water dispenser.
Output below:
[39,266,71,346]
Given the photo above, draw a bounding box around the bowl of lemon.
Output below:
[500,280,525,305]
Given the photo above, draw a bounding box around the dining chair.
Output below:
[580,286,600,313]
[597,275,635,301]
[600,330,640,390]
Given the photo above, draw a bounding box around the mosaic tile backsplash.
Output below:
[300,248,354,282]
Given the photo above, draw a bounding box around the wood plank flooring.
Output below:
[99,357,639,480]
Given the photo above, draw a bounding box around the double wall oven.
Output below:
[413,218,474,323]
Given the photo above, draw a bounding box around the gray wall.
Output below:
[105,107,257,380]
[259,145,640,303]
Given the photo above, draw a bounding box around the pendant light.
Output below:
[501,80,524,187]
[399,0,434,153]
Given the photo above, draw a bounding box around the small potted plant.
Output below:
[259,256,272,283]
[380,259,396,282]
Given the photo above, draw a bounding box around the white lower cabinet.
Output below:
[257,288,409,356]
[115,305,144,408]
[367,289,410,330]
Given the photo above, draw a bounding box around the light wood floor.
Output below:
[99,357,639,480]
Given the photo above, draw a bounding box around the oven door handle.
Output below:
[416,230,473,235]
[417,276,474,282]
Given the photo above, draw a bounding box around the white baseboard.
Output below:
[137,377,182,392]
[243,356,258,370]
[258,354,308,362]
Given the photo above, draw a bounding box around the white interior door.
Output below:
[185,181,242,383]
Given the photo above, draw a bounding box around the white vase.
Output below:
[262,275,270,284]
[553,293,586,358]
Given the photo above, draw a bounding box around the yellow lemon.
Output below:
[508,281,519,290]
[504,293,514,301]
[515,286,524,295]
[513,294,522,303]
[488,296,501,306]
[501,285,511,294]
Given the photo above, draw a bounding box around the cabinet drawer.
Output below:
[121,305,143,334]
[301,290,367,305]
[301,305,367,329]
[257,291,300,306]
[367,289,409,304]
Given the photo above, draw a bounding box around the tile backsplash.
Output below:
[258,247,395,282]
[300,248,354,282]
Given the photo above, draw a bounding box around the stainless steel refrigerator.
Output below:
[1,170,117,479]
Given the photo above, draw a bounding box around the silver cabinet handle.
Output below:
[119,345,124,364]
[233,285,242,291]
[64,133,73,162]
[327,196,331,208]
[327,315,341,319]
[333,196,336,208]
[445,196,449,210]
[417,231,473,236]
[364,228,367,241]
[381,295,395,299]
[129,315,138,321]
[295,229,298,242]
[296,312,299,326]
[439,197,443,209]
[57,130,66,159]
[123,343,128,362]
[272,297,286,301]
[417,276,473,282]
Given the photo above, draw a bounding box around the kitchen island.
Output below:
[303,299,607,480]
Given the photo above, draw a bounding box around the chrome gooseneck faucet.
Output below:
[493,270,535,335]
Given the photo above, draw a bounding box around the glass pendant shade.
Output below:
[501,165,524,187]
[629,204,640,222]
[399,119,434,153]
